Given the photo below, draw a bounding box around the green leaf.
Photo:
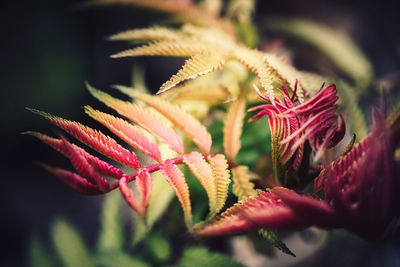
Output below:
[97,190,124,252]
[238,115,271,168]
[144,232,171,262]
[336,81,368,140]
[29,236,56,267]
[178,247,244,267]
[258,229,295,257]
[266,18,373,88]
[52,219,94,267]
[238,22,259,49]
[96,251,149,267]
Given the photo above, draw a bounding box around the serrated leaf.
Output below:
[28,108,140,169]
[87,84,184,154]
[159,161,193,227]
[119,176,143,216]
[208,154,231,213]
[133,171,175,244]
[126,91,212,153]
[223,93,246,159]
[97,190,124,252]
[110,26,183,42]
[161,83,229,105]
[194,189,307,236]
[298,71,329,95]
[264,53,304,103]
[258,229,295,257]
[178,247,244,267]
[136,168,153,212]
[85,106,162,161]
[58,135,110,191]
[232,48,276,104]
[183,152,217,216]
[231,166,256,201]
[111,40,213,58]
[39,164,103,195]
[297,73,369,140]
[52,219,94,267]
[159,53,227,94]
[25,132,123,179]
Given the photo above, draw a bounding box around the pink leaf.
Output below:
[87,85,184,154]
[270,187,337,228]
[119,175,143,216]
[194,190,304,236]
[25,132,123,179]
[60,135,109,192]
[85,106,162,162]
[136,168,153,212]
[28,108,141,169]
[159,161,193,227]
[39,163,103,195]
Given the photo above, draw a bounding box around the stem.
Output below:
[109,156,184,190]
[108,154,239,191]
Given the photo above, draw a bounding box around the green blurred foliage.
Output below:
[29,237,57,267]
[52,219,95,267]
[177,246,244,267]
[97,190,124,252]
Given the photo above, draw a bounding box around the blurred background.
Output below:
[2,0,400,266]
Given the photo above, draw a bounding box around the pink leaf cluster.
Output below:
[250,83,345,162]
[197,105,400,240]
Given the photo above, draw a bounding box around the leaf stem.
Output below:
[109,154,238,191]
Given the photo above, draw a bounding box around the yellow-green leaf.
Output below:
[266,18,373,87]
[183,152,217,216]
[231,166,256,201]
[111,40,213,58]
[208,154,231,213]
[109,26,183,42]
[97,190,124,252]
[52,219,94,267]
[159,53,227,94]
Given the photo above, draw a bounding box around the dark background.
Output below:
[1,0,400,266]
